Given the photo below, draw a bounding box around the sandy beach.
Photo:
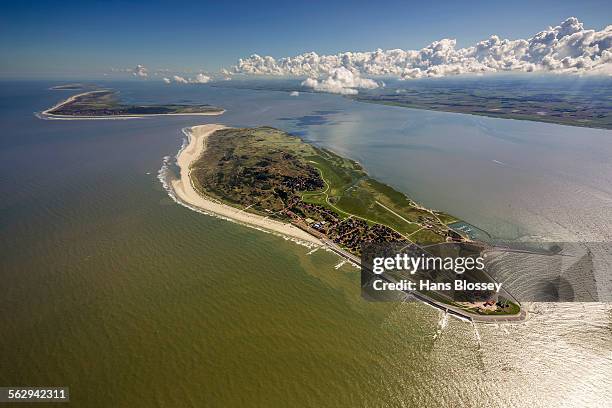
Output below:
[171,124,323,246]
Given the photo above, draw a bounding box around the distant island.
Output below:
[49,83,92,91]
[351,78,612,130]
[40,90,224,119]
[211,77,612,129]
[171,124,524,321]
[352,85,612,130]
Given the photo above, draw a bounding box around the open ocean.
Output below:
[1,80,610,407]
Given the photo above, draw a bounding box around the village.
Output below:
[279,195,407,255]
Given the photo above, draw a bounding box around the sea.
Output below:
[1,80,610,407]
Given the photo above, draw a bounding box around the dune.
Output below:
[171,124,323,246]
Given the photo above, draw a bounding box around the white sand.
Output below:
[171,124,323,246]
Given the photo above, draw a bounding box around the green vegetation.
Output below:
[191,126,461,247]
[191,126,322,212]
[191,126,520,317]
[47,90,223,117]
[302,149,460,244]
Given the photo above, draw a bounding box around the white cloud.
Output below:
[300,67,380,94]
[172,75,189,83]
[290,91,299,96]
[169,73,211,84]
[193,73,211,83]
[231,18,612,83]
[133,64,148,77]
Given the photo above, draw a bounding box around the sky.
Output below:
[0,0,610,78]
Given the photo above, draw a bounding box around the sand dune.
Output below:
[171,124,323,246]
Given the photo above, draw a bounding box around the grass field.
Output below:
[193,127,461,245]
[301,147,458,242]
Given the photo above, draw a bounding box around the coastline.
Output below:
[169,124,525,323]
[170,124,323,246]
[39,91,225,120]
[353,98,611,131]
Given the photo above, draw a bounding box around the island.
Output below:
[49,83,92,91]
[352,80,612,130]
[41,90,225,119]
[171,124,524,322]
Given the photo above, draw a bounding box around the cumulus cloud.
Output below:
[112,64,150,77]
[193,73,211,83]
[133,64,148,77]
[168,73,212,84]
[172,75,189,84]
[301,67,380,94]
[231,18,612,82]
